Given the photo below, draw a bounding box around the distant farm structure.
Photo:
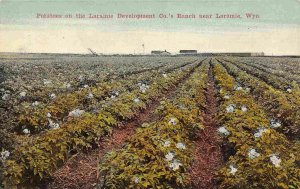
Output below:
[179,50,198,55]
[85,48,264,57]
[87,48,99,56]
[210,52,265,57]
[250,52,265,57]
[178,52,265,57]
[151,50,171,56]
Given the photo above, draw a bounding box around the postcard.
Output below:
[0,0,300,189]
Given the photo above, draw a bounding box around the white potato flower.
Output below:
[234,84,243,91]
[50,93,56,99]
[176,142,186,150]
[68,109,85,117]
[270,154,281,168]
[32,101,40,106]
[43,79,52,85]
[169,159,182,171]
[241,105,248,112]
[224,94,230,99]
[63,83,71,88]
[270,119,281,128]
[229,164,238,175]
[163,140,171,147]
[254,127,268,138]
[78,75,84,81]
[178,104,186,110]
[1,93,10,100]
[134,176,139,183]
[19,91,27,97]
[165,152,174,161]
[87,92,94,99]
[168,117,177,125]
[226,104,236,113]
[0,150,10,161]
[218,126,230,136]
[23,128,30,134]
[248,148,260,159]
[48,119,60,129]
[133,98,140,103]
[139,83,149,93]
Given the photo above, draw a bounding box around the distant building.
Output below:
[179,50,197,54]
[205,52,264,57]
[220,53,252,57]
[151,50,171,55]
[251,52,264,57]
[226,52,265,57]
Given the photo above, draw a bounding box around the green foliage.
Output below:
[100,115,193,188]
[220,59,300,136]
[213,61,300,189]
[98,62,209,188]
[2,60,200,187]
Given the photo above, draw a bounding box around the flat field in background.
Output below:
[1,54,300,189]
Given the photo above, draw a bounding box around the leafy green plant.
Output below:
[2,60,201,188]
[218,59,300,137]
[98,61,209,188]
[212,61,300,189]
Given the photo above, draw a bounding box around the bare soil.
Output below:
[189,63,223,189]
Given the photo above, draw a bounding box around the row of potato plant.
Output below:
[237,57,300,76]
[0,59,199,152]
[97,61,209,188]
[0,56,195,104]
[217,59,300,137]
[2,59,196,133]
[0,65,175,160]
[0,57,196,137]
[233,57,300,84]
[220,58,295,92]
[15,68,168,134]
[212,60,300,189]
[0,59,199,164]
[0,60,202,188]
[0,57,196,110]
[0,58,180,149]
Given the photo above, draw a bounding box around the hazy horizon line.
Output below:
[1,51,299,56]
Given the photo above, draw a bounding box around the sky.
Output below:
[0,0,300,55]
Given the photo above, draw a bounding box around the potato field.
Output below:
[0,54,300,189]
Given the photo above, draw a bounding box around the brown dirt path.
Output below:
[46,60,204,189]
[190,62,223,189]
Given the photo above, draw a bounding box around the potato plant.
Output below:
[235,57,300,82]
[98,61,208,188]
[219,59,300,137]
[1,59,202,188]
[1,55,300,189]
[213,61,300,189]
[222,58,293,91]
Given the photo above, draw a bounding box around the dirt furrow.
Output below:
[47,60,204,189]
[190,61,223,189]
